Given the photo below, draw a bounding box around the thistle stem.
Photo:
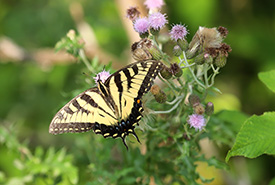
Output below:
[181,51,206,89]
[150,96,183,114]
[79,49,95,73]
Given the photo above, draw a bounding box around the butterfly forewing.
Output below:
[105,60,163,121]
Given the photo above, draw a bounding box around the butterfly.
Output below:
[49,60,163,149]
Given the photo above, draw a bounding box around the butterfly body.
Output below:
[49,60,163,148]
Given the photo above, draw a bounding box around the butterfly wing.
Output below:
[49,88,118,135]
[104,60,163,123]
[49,60,163,148]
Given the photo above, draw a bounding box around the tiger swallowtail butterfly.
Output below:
[49,60,163,149]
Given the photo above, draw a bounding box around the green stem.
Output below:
[158,74,178,96]
[79,49,95,73]
[182,51,206,89]
[183,123,191,140]
[209,64,220,87]
[166,94,184,105]
[150,96,183,114]
[203,63,209,88]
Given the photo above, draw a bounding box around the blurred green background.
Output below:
[0,0,275,184]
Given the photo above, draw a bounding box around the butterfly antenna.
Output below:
[82,72,90,77]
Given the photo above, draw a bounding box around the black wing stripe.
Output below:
[132,64,138,75]
[114,73,123,92]
[123,68,132,90]
[81,93,98,107]
[140,61,147,68]
[137,61,162,98]
[114,73,123,116]
[64,106,74,114]
[98,106,117,120]
[72,99,81,110]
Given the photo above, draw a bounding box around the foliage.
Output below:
[48,5,233,183]
[0,125,78,185]
[1,0,275,185]
[226,112,275,161]
[226,70,275,161]
[258,70,275,93]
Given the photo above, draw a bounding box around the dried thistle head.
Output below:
[126,6,140,21]
[189,27,223,53]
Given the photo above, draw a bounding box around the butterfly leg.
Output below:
[130,129,141,144]
[121,136,129,150]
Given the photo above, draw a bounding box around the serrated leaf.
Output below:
[226,112,275,162]
[258,70,275,93]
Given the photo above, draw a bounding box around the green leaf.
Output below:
[226,112,275,162]
[258,70,275,93]
[270,177,275,185]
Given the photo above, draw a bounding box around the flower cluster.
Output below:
[126,7,167,37]
[124,1,231,138]
[187,94,214,131]
[186,26,232,67]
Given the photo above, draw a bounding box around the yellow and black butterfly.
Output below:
[49,60,163,149]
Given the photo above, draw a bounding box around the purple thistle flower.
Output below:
[133,17,150,34]
[170,24,188,41]
[93,70,111,84]
[187,114,206,131]
[148,12,167,30]
[144,0,164,9]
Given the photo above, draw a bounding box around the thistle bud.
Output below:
[131,39,152,61]
[194,104,205,115]
[126,7,140,21]
[194,53,205,65]
[214,54,227,67]
[132,47,151,61]
[173,45,182,57]
[154,90,167,104]
[150,28,160,36]
[139,32,149,39]
[170,63,183,77]
[204,53,213,64]
[185,49,197,59]
[177,39,189,51]
[205,102,214,116]
[67,29,76,40]
[147,44,162,60]
[160,65,172,79]
[188,94,200,107]
[150,84,160,95]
